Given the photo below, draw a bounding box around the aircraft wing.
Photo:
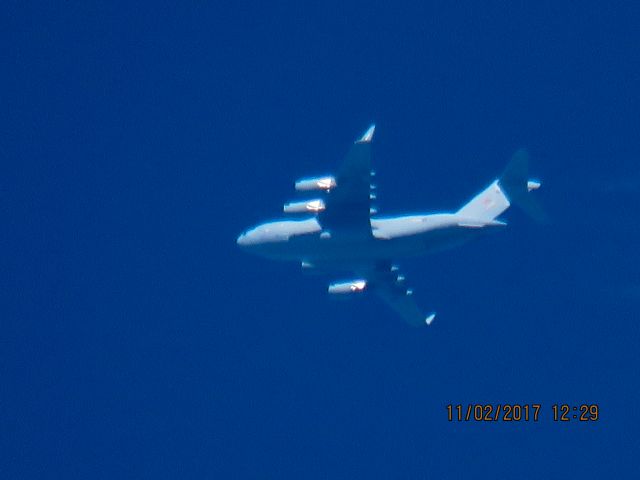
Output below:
[318,125,376,238]
[362,262,436,327]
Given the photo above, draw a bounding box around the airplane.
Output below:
[236,125,545,327]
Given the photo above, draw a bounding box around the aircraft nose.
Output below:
[237,230,257,247]
[237,232,249,247]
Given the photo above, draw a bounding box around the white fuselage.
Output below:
[236,213,503,266]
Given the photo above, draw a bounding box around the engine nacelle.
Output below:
[283,199,325,213]
[328,280,367,295]
[295,176,336,191]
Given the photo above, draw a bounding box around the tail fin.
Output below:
[498,149,548,223]
[457,149,547,223]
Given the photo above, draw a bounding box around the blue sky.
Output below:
[4,1,640,478]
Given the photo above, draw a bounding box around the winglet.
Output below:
[356,124,376,144]
[425,312,436,325]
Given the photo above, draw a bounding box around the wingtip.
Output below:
[425,312,436,325]
[356,124,376,143]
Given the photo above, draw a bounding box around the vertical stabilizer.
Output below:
[457,149,547,222]
[456,179,511,221]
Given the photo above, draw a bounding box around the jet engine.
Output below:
[328,280,367,295]
[294,176,336,191]
[283,199,325,213]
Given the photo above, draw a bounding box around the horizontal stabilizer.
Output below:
[499,149,549,223]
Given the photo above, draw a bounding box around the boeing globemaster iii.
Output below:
[237,125,544,326]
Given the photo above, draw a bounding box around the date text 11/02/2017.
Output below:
[446,404,600,422]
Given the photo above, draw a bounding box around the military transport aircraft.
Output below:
[237,125,544,326]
